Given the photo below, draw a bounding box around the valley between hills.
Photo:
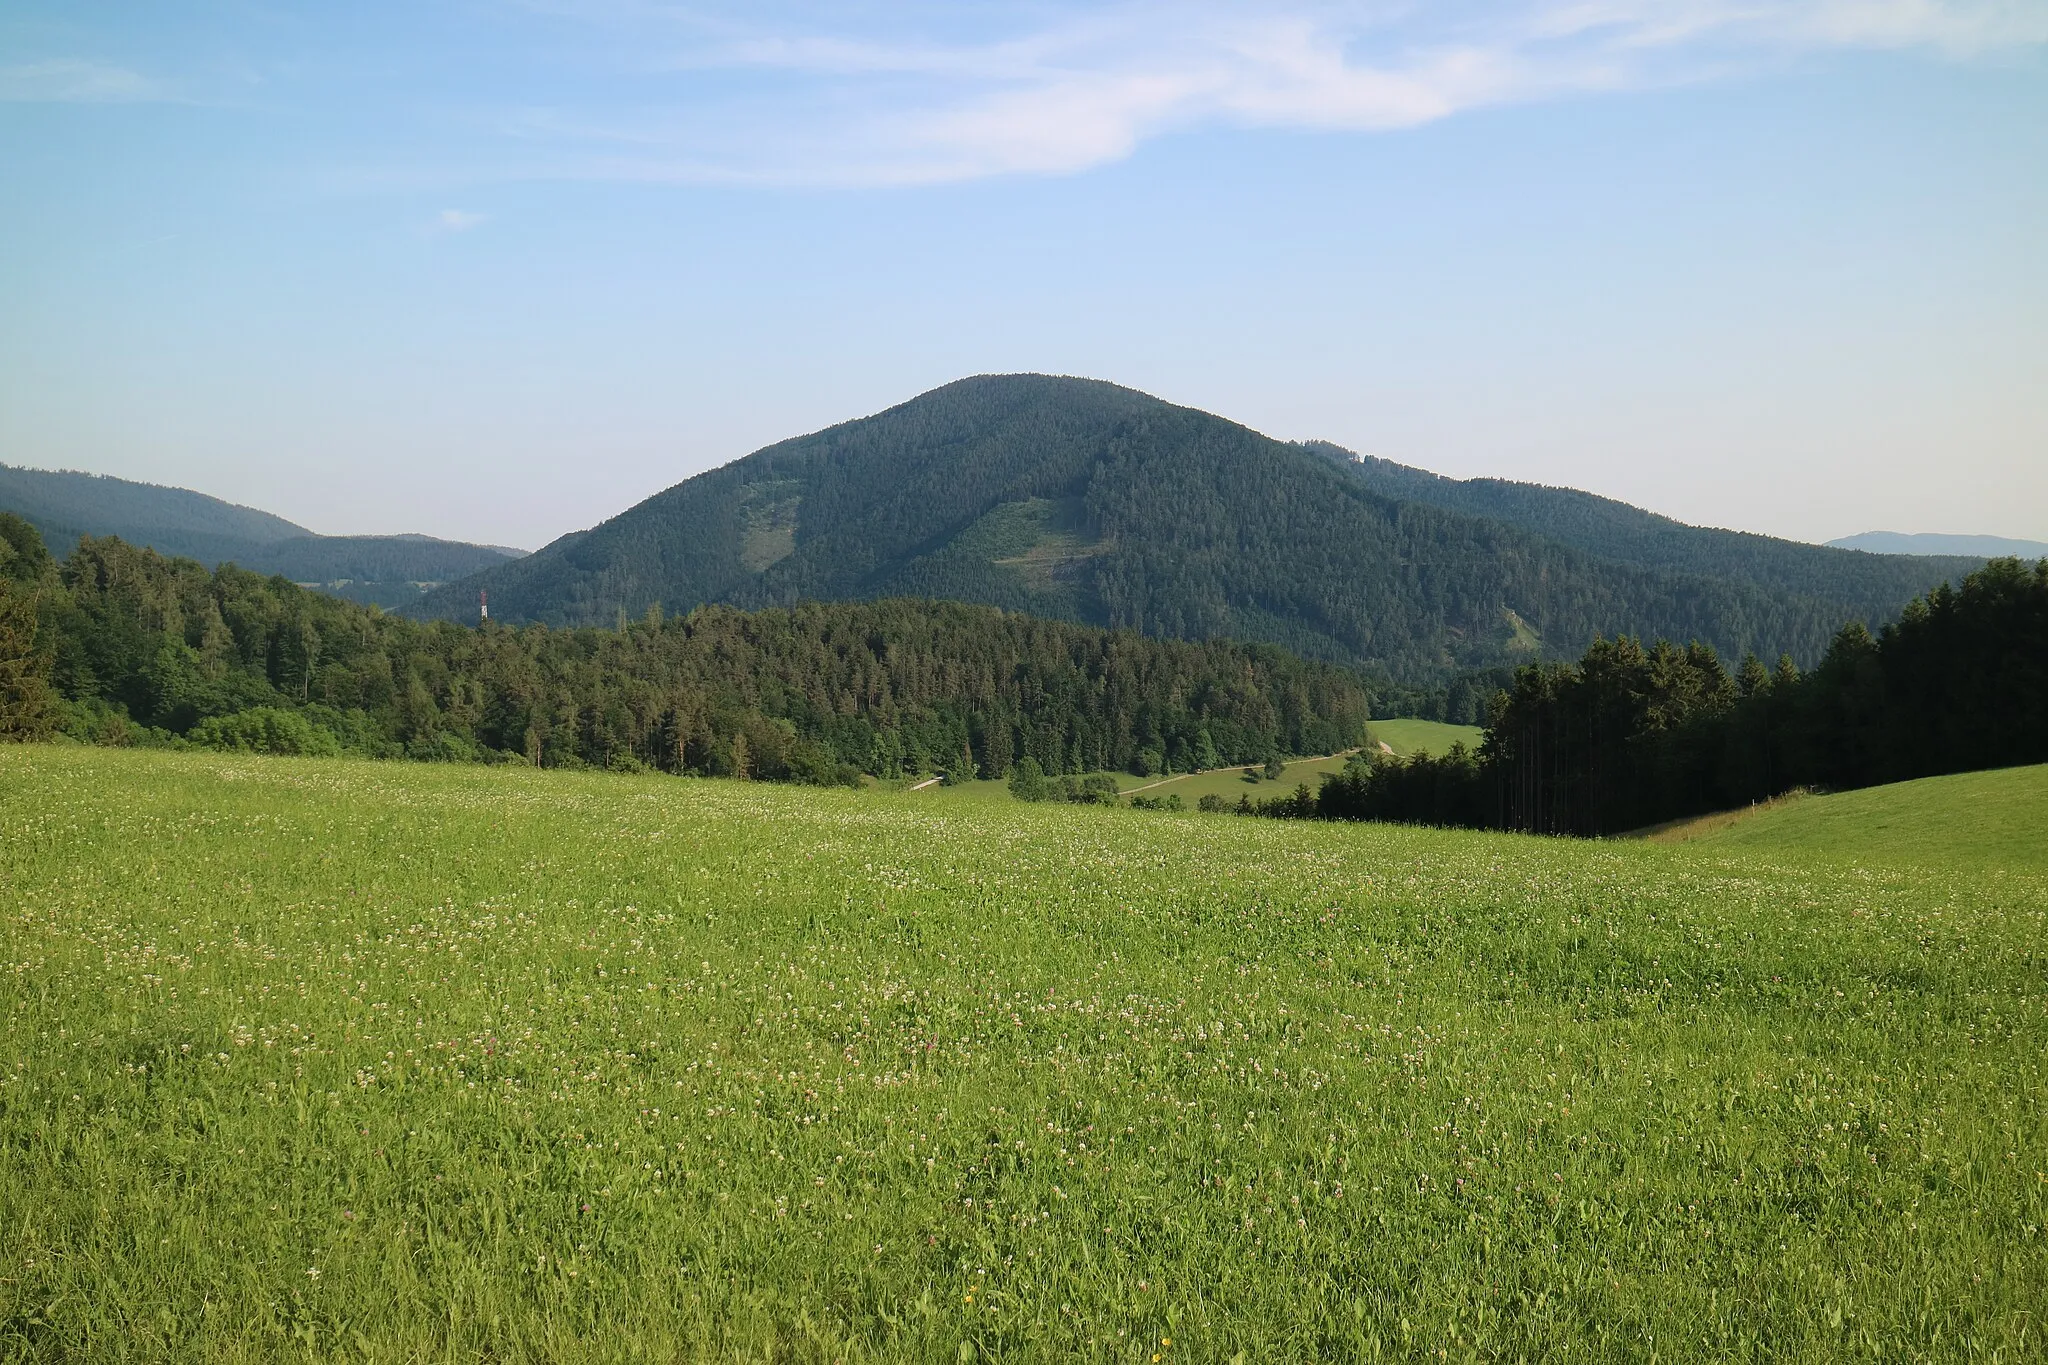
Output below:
[3,373,2044,1363]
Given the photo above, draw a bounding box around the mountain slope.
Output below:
[415,375,1972,680]
[1827,530,2048,558]
[1303,443,1985,610]
[239,536,524,584]
[0,463,523,599]
[0,463,311,565]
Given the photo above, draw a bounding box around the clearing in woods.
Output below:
[2,746,2042,1361]
[899,755,1361,806]
[1123,720,1489,807]
[1362,718,1485,758]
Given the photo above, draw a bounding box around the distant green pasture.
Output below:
[1364,718,1486,758]
[901,753,1356,808]
[896,718,1481,811]
[1116,754,1354,806]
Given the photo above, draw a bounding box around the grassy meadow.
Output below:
[1363,719,1486,759]
[3,746,2045,1362]
[1642,763,2048,872]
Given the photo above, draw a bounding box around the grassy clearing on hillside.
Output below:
[1364,718,1486,758]
[1642,763,2048,871]
[3,748,2045,1362]
[1115,754,1354,806]
[903,754,1358,808]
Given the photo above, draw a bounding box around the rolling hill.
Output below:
[0,464,523,604]
[1641,763,2048,871]
[416,374,1976,681]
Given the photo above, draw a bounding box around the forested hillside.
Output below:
[0,462,311,566]
[1303,442,1984,611]
[0,519,1368,781]
[417,375,1965,681]
[0,464,522,600]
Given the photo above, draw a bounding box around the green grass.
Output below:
[895,776,1019,804]
[1364,718,1486,758]
[1643,763,2048,872]
[1114,754,1356,806]
[3,747,2045,1362]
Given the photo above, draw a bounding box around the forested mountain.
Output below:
[0,464,523,605]
[1827,530,2048,558]
[1303,442,1984,608]
[0,462,310,564]
[418,375,1970,682]
[0,519,1367,780]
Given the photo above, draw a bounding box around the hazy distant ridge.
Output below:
[1827,531,2048,559]
[0,463,310,547]
[0,463,524,603]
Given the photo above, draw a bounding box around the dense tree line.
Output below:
[1004,757,1123,805]
[1265,558,2048,835]
[418,375,1964,681]
[1365,666,1516,727]
[0,518,1369,782]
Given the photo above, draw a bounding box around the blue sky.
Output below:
[2,1,2044,550]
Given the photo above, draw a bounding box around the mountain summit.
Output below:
[416,375,1975,679]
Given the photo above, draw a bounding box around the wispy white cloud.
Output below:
[486,0,2048,184]
[0,59,165,103]
[1531,0,2048,53]
[34,3,2033,184]
[430,209,489,233]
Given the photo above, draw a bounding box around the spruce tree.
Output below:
[1737,653,1771,698]
[0,579,55,741]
